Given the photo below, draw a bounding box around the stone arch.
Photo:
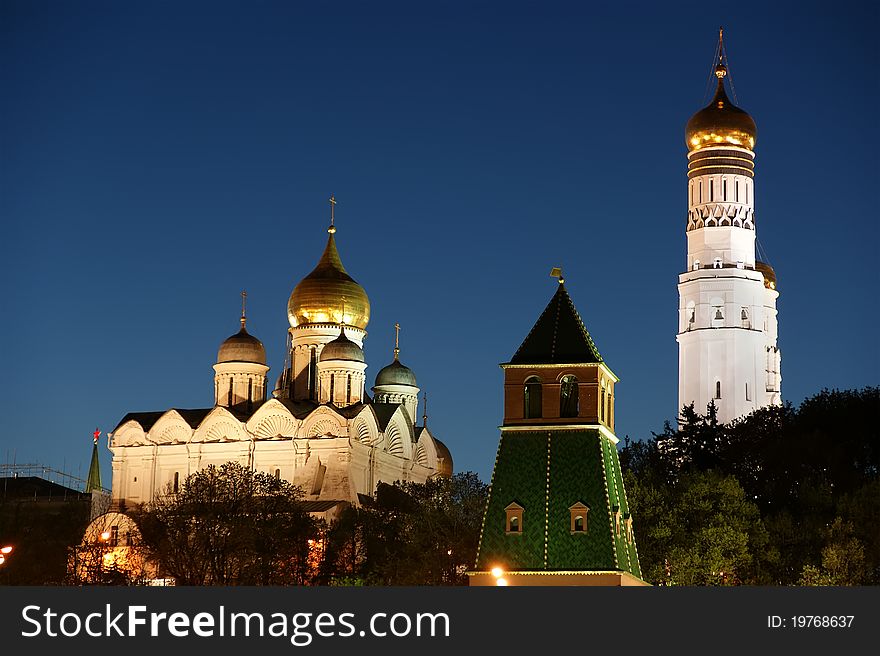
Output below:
[149,411,192,445]
[246,400,298,439]
[413,443,429,467]
[350,416,379,446]
[386,422,403,456]
[301,407,346,438]
[193,407,247,443]
[111,420,148,447]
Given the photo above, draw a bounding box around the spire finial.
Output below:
[93,427,100,445]
[240,290,247,329]
[422,392,428,428]
[715,26,727,79]
[328,195,337,234]
[393,322,400,360]
[340,295,346,326]
[550,267,564,285]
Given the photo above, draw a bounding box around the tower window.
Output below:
[693,260,700,271]
[309,347,317,400]
[275,468,281,479]
[227,377,233,406]
[505,502,524,534]
[600,386,606,422]
[722,178,727,200]
[173,472,180,494]
[329,375,335,405]
[735,180,739,202]
[709,179,714,201]
[746,382,751,401]
[715,381,722,400]
[523,376,542,419]
[346,374,352,404]
[570,503,589,533]
[560,375,579,418]
[713,258,722,269]
[741,307,750,329]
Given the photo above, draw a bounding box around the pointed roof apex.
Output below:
[85,437,102,493]
[508,282,603,365]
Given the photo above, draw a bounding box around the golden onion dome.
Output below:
[287,225,370,329]
[755,261,778,291]
[686,65,757,152]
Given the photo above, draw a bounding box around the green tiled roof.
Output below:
[508,283,603,365]
[85,442,102,493]
[476,429,641,578]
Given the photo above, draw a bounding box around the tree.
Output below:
[621,387,878,585]
[320,472,488,585]
[135,462,320,585]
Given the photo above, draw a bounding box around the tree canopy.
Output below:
[621,387,879,585]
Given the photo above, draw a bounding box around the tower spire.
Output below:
[394,322,400,360]
[85,428,102,493]
[240,290,247,329]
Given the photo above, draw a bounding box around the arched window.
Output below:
[505,502,523,534]
[227,377,234,406]
[523,376,542,419]
[560,375,579,418]
[600,386,606,422]
[346,374,352,404]
[309,347,317,400]
[173,472,180,494]
[329,375,335,404]
[715,381,722,399]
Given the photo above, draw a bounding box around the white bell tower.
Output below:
[677,29,781,425]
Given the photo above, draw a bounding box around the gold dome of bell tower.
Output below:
[685,28,757,152]
[287,196,371,330]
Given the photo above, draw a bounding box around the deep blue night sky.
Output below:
[1,0,877,484]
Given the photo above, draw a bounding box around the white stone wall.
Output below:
[109,401,447,508]
[678,145,781,425]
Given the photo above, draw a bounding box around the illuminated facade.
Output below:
[103,202,452,518]
[677,32,781,425]
[470,276,645,586]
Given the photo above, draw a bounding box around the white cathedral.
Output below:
[105,203,452,519]
[677,32,782,425]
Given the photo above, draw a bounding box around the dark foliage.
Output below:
[319,472,488,585]
[621,387,880,585]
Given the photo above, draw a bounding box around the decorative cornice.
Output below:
[500,424,619,444]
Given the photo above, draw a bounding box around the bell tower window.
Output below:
[523,376,542,419]
[560,375,579,418]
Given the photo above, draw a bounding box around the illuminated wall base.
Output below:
[467,570,648,587]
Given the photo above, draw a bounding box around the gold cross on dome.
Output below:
[329,195,336,226]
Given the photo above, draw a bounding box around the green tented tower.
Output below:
[470,277,645,586]
[85,430,103,493]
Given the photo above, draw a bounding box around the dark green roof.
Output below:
[508,283,603,365]
[85,442,102,493]
[475,429,641,577]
